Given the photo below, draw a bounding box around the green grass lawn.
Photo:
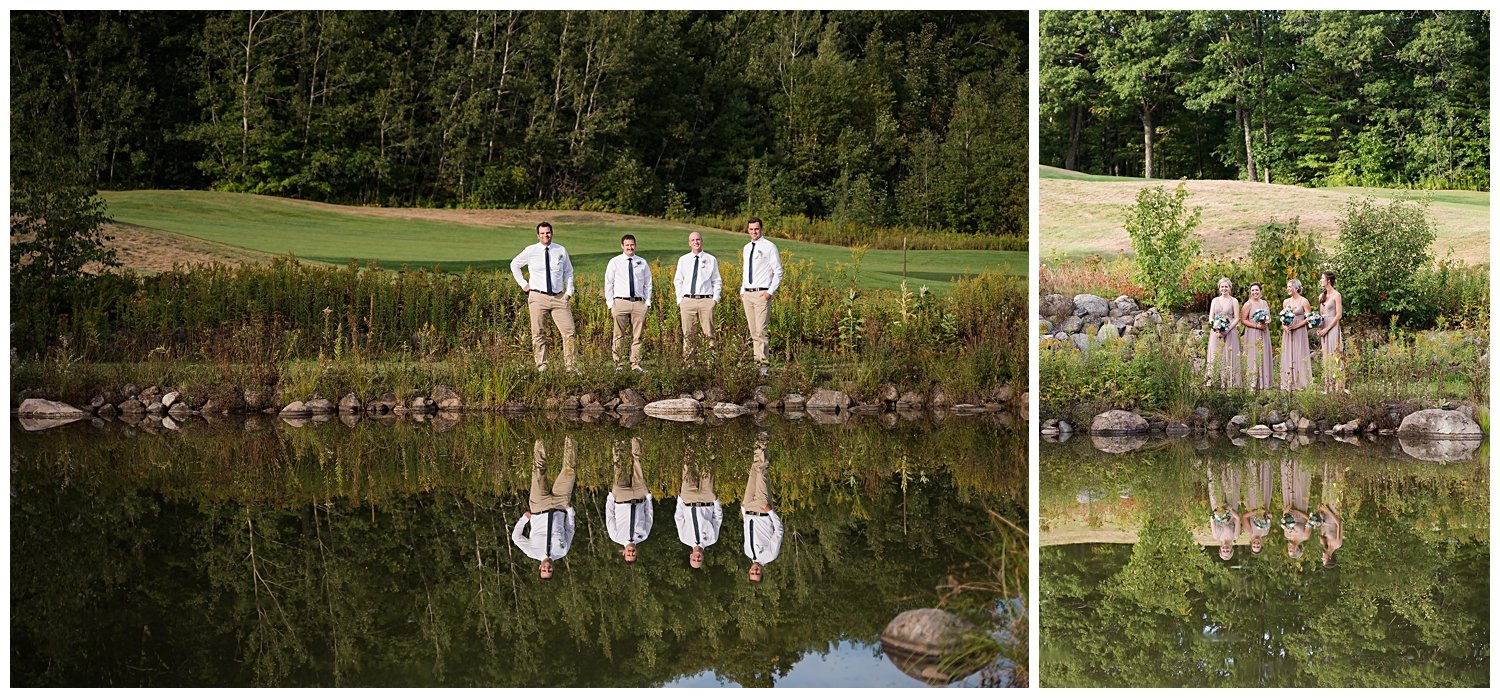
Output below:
[100,190,1024,293]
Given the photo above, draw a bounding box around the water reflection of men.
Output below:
[512,438,578,579]
[1315,462,1345,567]
[1240,460,1275,554]
[606,437,654,563]
[741,439,782,582]
[1279,457,1312,559]
[675,453,722,569]
[1207,465,1241,560]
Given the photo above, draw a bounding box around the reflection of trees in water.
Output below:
[11,418,1023,687]
[1039,439,1489,687]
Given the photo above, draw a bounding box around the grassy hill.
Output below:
[1040,165,1489,265]
[99,190,1024,293]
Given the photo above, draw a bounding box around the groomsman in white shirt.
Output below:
[604,234,651,372]
[511,437,577,580]
[741,439,782,583]
[673,231,721,361]
[605,437,653,563]
[509,222,577,373]
[739,217,783,377]
[675,453,722,569]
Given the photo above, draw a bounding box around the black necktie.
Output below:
[544,245,553,294]
[749,519,757,561]
[546,511,554,557]
[627,257,636,298]
[628,501,637,543]
[746,243,755,288]
[692,507,701,544]
[690,255,700,295]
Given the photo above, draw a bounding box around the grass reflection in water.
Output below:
[12,413,1024,687]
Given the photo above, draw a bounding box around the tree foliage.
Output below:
[12,10,1028,235]
[1332,197,1437,323]
[1249,217,1324,293]
[1041,10,1489,189]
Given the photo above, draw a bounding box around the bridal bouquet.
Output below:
[1306,311,1323,328]
[1251,308,1269,323]
[1210,315,1231,333]
[1278,309,1297,327]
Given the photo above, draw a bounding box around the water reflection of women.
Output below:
[1279,457,1312,559]
[1207,465,1241,560]
[1315,461,1346,567]
[1239,460,1274,554]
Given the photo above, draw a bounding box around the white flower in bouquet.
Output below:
[1210,315,1231,333]
[1306,311,1323,328]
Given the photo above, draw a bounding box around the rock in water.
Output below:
[1397,409,1483,439]
[880,608,993,685]
[643,398,701,422]
[18,398,86,419]
[1090,410,1147,435]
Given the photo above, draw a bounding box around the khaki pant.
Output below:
[741,444,771,512]
[680,462,717,504]
[529,437,577,513]
[528,291,577,371]
[611,437,648,501]
[610,299,647,370]
[740,291,770,366]
[679,297,716,359]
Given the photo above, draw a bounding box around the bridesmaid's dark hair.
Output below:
[1249,281,1263,293]
[1319,271,1335,305]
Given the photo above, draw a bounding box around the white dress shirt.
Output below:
[740,238,783,295]
[741,509,783,563]
[673,251,722,303]
[605,492,655,545]
[603,253,652,310]
[510,242,575,296]
[675,498,723,547]
[511,508,576,561]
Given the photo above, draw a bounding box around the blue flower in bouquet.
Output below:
[1251,308,1269,323]
[1278,309,1297,326]
[1210,315,1231,333]
[1306,311,1323,328]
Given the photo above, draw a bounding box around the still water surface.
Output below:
[12,412,1023,687]
[1039,435,1489,687]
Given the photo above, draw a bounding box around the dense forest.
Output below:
[11,10,1028,235]
[1040,10,1489,189]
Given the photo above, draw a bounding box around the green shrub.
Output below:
[1332,197,1435,324]
[1124,181,1202,312]
[1249,217,1324,295]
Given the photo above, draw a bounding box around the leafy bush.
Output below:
[1124,181,1202,311]
[1249,217,1324,295]
[1332,197,1435,324]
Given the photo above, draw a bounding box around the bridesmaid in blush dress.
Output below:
[1205,278,1242,388]
[1279,279,1312,391]
[1239,282,1275,390]
[1317,271,1345,393]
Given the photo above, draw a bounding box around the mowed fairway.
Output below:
[100,191,1023,293]
[1040,165,1490,264]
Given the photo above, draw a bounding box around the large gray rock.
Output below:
[306,398,337,414]
[896,391,926,410]
[161,391,180,409]
[1090,410,1148,435]
[1073,293,1109,319]
[928,386,954,410]
[280,401,311,416]
[18,398,87,419]
[619,388,647,408]
[712,402,751,418]
[880,608,991,686]
[1040,293,1074,323]
[1096,323,1120,344]
[432,384,460,404]
[644,398,702,421]
[1112,295,1140,315]
[806,388,851,412]
[339,393,362,413]
[781,393,807,411]
[1397,409,1483,439]
[118,398,146,414]
[1058,316,1084,334]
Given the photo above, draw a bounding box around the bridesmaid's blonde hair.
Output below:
[1288,278,1303,293]
[1217,277,1232,291]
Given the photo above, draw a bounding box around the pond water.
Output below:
[1039,435,1489,687]
[11,411,1025,687]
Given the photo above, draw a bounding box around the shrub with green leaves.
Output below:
[1124,181,1202,311]
[1249,217,1323,293]
[1333,197,1435,324]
